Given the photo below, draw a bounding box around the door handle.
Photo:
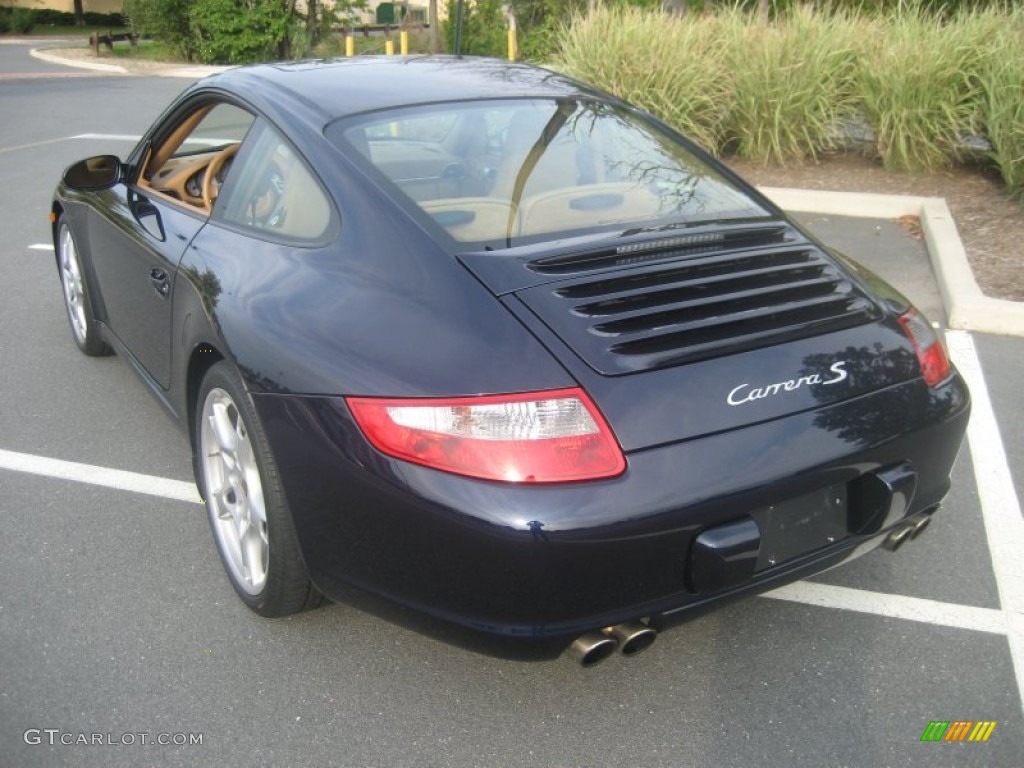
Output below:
[149,267,170,298]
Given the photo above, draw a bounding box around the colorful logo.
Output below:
[920,721,997,742]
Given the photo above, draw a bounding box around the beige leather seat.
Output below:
[518,182,662,237]
[489,109,581,201]
[420,198,519,242]
[273,157,332,239]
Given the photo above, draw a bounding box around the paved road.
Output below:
[1,48,1022,767]
[0,38,112,78]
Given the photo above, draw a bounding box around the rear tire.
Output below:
[56,218,111,357]
[196,361,323,616]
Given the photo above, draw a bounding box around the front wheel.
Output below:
[56,218,110,356]
[196,361,323,616]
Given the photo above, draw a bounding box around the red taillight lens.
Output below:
[346,388,626,483]
[898,309,951,387]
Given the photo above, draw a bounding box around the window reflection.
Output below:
[336,98,769,248]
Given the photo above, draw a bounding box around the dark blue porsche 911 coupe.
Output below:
[52,56,969,665]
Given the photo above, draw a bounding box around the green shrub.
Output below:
[722,5,859,163]
[854,4,996,172]
[509,0,663,63]
[556,6,733,154]
[11,7,35,35]
[443,0,507,58]
[83,11,127,26]
[558,5,863,160]
[124,0,195,60]
[189,0,292,64]
[979,10,1024,197]
[26,10,125,27]
[26,9,59,26]
[555,1,1023,193]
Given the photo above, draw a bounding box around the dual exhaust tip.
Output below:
[569,621,657,667]
[573,509,935,665]
[881,510,934,552]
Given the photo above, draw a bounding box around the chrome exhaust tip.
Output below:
[569,631,618,667]
[604,621,657,657]
[882,523,913,552]
[907,512,931,540]
[882,511,934,552]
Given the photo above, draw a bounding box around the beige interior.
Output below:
[420,198,520,241]
[273,158,332,239]
[518,183,662,237]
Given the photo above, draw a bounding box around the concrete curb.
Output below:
[759,187,1024,338]
[30,46,126,73]
[29,46,232,79]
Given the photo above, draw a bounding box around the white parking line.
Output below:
[1,438,1009,639]
[946,330,1024,716]
[71,133,143,142]
[0,136,72,156]
[0,331,1019,685]
[28,244,53,251]
[2,380,1022,661]
[0,133,143,157]
[762,581,1007,635]
[0,448,200,504]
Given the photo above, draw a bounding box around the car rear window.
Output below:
[328,98,770,250]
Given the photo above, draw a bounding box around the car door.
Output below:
[84,190,204,388]
[85,101,255,389]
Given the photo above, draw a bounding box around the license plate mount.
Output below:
[752,483,848,571]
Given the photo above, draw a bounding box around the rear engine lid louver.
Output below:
[514,244,883,375]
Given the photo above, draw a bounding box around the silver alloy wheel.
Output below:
[201,387,269,595]
[59,225,88,344]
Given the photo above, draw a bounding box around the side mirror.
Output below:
[63,155,123,191]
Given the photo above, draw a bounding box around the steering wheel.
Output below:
[202,144,240,209]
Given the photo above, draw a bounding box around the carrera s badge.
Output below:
[727,362,848,406]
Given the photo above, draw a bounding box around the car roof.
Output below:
[203,56,604,128]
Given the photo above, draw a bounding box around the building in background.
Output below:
[364,2,429,25]
[2,0,123,13]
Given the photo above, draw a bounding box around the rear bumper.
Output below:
[253,373,969,638]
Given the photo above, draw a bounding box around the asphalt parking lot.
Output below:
[1,43,1022,767]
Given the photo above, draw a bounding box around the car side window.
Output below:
[139,102,255,212]
[216,121,333,242]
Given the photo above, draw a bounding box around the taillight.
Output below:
[898,309,951,387]
[346,388,626,483]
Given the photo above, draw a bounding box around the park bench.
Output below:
[89,32,138,56]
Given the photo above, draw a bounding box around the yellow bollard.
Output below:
[345,35,355,57]
[400,30,409,56]
[385,39,394,56]
[507,16,518,61]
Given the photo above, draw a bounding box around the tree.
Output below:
[306,0,317,54]
[123,0,196,61]
[429,0,440,52]
[188,0,293,64]
[443,0,506,57]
